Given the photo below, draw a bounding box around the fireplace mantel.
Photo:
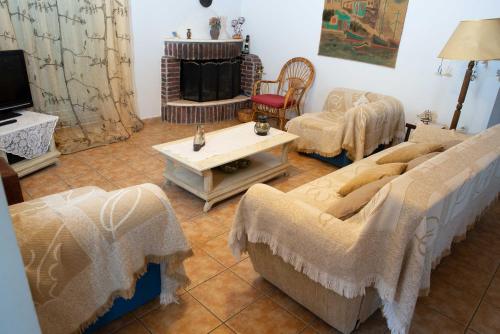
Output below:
[164,38,243,60]
[165,38,243,43]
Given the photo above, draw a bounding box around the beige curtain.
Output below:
[0,0,143,154]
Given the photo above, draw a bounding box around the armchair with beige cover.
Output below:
[286,88,406,162]
[230,124,500,333]
[8,182,192,334]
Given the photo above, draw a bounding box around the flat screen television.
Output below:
[0,50,33,121]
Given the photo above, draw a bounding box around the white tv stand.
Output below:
[0,110,60,177]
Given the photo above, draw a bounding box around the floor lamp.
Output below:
[438,18,500,130]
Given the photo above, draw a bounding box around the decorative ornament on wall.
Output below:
[318,0,409,68]
[200,0,213,8]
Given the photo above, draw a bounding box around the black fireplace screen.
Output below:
[181,59,241,102]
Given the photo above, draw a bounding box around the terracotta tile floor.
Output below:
[20,118,500,334]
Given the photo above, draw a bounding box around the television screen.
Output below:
[0,50,33,113]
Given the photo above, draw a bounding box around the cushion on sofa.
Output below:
[376,143,442,164]
[251,94,295,108]
[327,176,397,219]
[338,163,407,196]
[409,124,470,145]
[406,152,441,171]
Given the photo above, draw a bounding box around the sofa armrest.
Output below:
[230,184,356,258]
[10,183,181,240]
[0,157,23,205]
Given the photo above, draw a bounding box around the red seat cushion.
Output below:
[251,94,295,108]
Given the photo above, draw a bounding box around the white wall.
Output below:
[130,0,242,119]
[241,0,500,133]
[0,182,41,334]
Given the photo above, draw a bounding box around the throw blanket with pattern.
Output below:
[10,183,192,334]
[287,88,405,160]
[230,125,500,334]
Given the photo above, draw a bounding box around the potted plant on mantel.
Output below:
[209,17,221,40]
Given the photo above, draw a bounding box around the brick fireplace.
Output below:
[161,39,262,124]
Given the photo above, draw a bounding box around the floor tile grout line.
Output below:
[265,292,318,328]
[135,315,154,334]
[224,258,278,293]
[268,301,311,332]
[226,269,277,299]
[184,255,233,289]
[464,264,499,332]
[217,293,270,328]
[185,280,229,325]
[419,256,497,328]
[221,293,311,334]
[202,250,246,271]
[436,257,497,293]
[23,187,35,200]
[198,240,247,269]
[184,268,226,293]
[182,201,238,221]
[59,151,126,189]
[299,326,319,334]
[186,267,269,327]
[416,302,466,329]
[192,258,314,332]
[207,324,231,334]
[107,315,138,334]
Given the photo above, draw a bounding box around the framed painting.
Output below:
[318,0,409,67]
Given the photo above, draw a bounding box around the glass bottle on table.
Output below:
[193,125,205,151]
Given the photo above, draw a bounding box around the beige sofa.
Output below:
[286,88,405,161]
[230,124,500,333]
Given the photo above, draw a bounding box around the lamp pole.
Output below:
[450,60,475,130]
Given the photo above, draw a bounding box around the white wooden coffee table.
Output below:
[153,122,298,212]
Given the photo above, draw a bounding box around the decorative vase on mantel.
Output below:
[209,17,221,40]
[210,27,220,40]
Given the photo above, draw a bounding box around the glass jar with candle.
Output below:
[254,115,270,136]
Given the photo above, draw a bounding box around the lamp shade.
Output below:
[438,18,500,61]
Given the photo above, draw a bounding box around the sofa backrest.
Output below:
[322,87,399,114]
[357,124,500,239]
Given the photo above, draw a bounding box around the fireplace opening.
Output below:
[181,58,241,102]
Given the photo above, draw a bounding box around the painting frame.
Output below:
[318,0,409,68]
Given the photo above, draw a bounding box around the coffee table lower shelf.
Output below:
[163,151,290,212]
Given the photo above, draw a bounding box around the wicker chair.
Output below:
[251,57,315,130]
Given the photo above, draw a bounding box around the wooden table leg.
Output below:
[163,158,175,186]
[280,143,291,176]
[203,169,213,192]
[203,169,213,212]
[203,201,213,212]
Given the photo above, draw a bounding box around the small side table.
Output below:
[0,111,60,177]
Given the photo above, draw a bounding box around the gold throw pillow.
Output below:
[328,176,397,220]
[376,143,443,164]
[338,163,407,196]
[406,152,441,171]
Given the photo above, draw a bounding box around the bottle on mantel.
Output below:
[242,35,250,54]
